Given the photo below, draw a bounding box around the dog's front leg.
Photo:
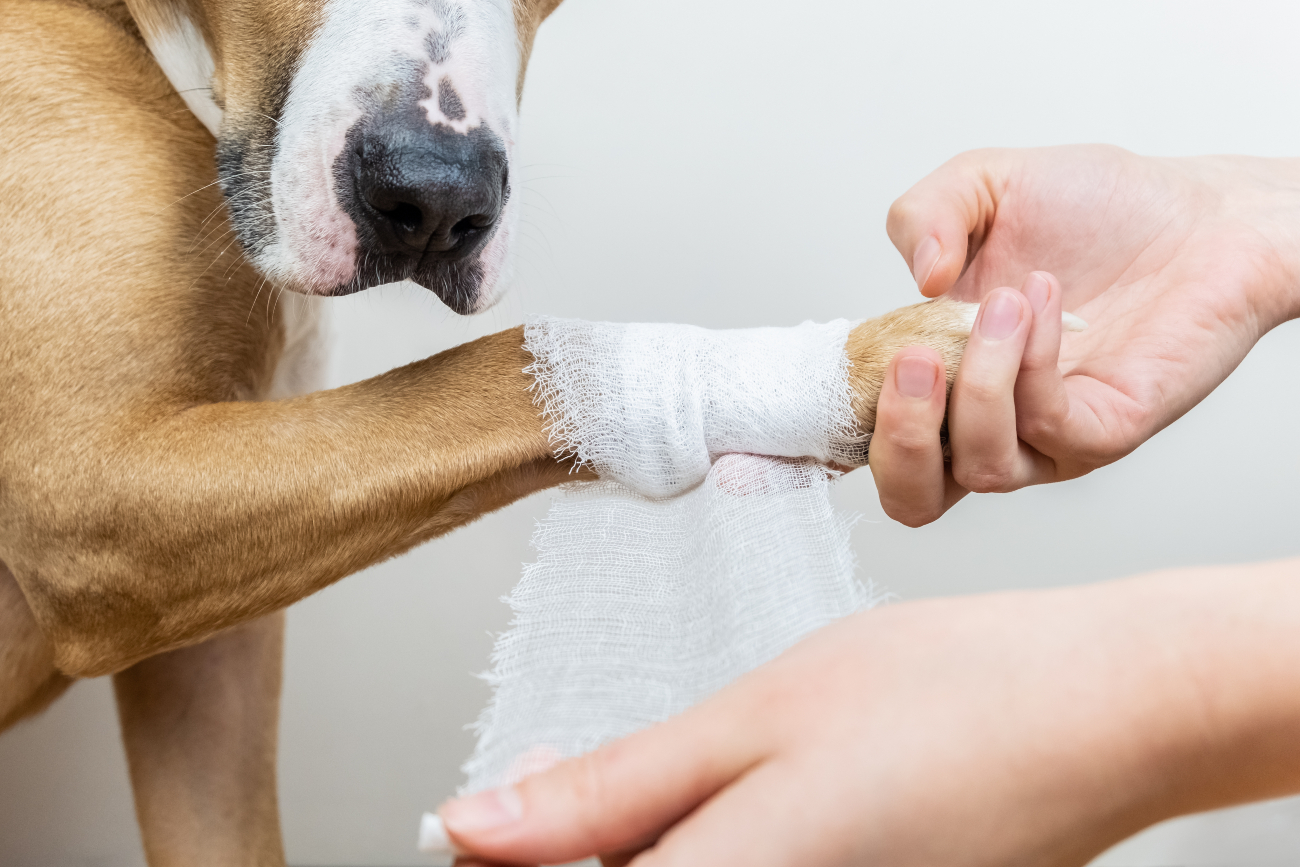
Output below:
[113,614,286,867]
[4,316,586,680]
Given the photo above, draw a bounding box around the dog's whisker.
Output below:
[191,226,239,261]
[247,275,271,325]
[161,170,272,215]
[189,217,237,254]
[185,229,234,267]
[519,188,565,229]
[188,190,275,253]
[186,190,258,248]
[188,236,242,290]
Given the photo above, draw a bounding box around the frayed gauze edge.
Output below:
[449,316,881,802]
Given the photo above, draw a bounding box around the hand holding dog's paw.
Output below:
[855,273,1077,526]
[843,280,1084,526]
[862,146,1300,526]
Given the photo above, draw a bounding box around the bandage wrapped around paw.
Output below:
[524,316,870,496]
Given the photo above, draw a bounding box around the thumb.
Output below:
[885,149,1012,298]
[435,696,764,865]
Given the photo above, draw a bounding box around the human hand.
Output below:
[433,559,1300,867]
[869,146,1300,526]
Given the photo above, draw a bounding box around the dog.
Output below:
[0,0,977,863]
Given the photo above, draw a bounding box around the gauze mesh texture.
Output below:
[457,317,880,796]
[524,317,868,496]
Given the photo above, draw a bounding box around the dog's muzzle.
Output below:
[338,108,508,311]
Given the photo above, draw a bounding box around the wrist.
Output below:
[1206,156,1300,327]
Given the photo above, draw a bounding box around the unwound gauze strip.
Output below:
[443,317,881,811]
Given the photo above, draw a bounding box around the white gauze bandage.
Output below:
[527,317,870,495]
[445,317,882,807]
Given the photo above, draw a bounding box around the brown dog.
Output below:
[0,0,975,863]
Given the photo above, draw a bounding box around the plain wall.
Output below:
[3,0,1300,864]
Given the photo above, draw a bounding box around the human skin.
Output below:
[438,558,1300,867]
[433,148,1300,865]
[869,145,1300,526]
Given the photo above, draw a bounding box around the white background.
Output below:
[3,0,1300,864]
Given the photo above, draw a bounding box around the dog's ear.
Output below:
[514,0,565,98]
[128,0,331,135]
[125,0,224,135]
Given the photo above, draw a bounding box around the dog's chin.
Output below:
[294,257,488,315]
[406,258,492,315]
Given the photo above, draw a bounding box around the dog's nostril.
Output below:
[380,201,424,231]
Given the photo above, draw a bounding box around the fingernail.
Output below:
[978,290,1023,341]
[895,355,938,399]
[440,786,524,834]
[912,236,941,290]
[1023,272,1050,314]
[417,812,458,855]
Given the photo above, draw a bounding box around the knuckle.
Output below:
[953,146,997,165]
[885,198,918,240]
[881,429,939,461]
[561,752,612,845]
[1016,414,1060,445]
[574,750,609,801]
[954,377,1008,408]
[953,464,1016,494]
[1087,440,1131,467]
[1017,351,1057,375]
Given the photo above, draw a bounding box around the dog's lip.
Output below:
[411,273,481,315]
[300,257,482,315]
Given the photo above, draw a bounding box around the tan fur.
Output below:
[0,563,73,729]
[0,0,968,862]
[0,3,568,863]
[114,614,287,866]
[514,0,564,97]
[0,0,573,678]
[847,299,973,434]
[126,0,321,121]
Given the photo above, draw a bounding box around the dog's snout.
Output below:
[350,117,507,263]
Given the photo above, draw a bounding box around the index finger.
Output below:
[886,149,1014,297]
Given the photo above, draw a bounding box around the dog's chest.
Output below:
[267,297,332,400]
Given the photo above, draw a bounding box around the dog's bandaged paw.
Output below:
[524,316,867,497]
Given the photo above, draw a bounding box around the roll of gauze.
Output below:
[455,317,879,797]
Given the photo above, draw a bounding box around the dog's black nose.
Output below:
[348,117,508,262]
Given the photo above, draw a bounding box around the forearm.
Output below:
[1071,558,1300,842]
